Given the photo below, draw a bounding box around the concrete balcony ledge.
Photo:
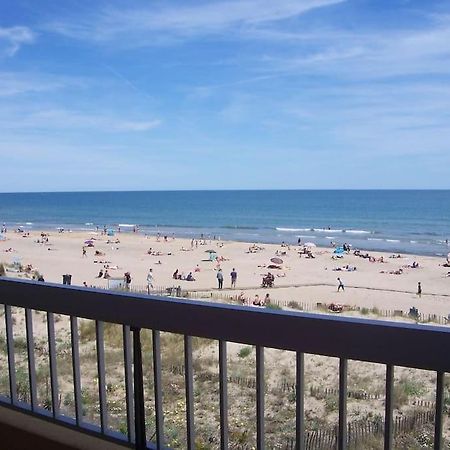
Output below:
[0,406,129,450]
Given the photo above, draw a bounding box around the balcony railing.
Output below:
[0,278,449,449]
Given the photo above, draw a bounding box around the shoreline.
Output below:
[2,225,449,257]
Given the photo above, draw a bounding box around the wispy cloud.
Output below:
[45,0,345,43]
[0,26,35,56]
[256,17,450,79]
[0,107,161,133]
[0,71,87,96]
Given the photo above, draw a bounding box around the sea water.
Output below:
[0,190,449,256]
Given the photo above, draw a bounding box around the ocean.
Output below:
[0,190,449,256]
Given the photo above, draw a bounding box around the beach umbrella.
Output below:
[270,257,283,265]
[205,249,217,253]
[304,242,316,248]
[334,247,344,254]
[84,240,94,244]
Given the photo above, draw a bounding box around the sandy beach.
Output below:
[1,229,449,319]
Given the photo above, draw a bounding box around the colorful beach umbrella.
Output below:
[270,257,283,265]
[205,249,217,253]
[304,242,316,248]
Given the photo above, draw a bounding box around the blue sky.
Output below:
[1,0,450,191]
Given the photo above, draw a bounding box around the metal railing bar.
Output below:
[3,279,450,372]
[184,335,195,450]
[296,352,305,450]
[384,364,394,450]
[47,312,59,418]
[434,371,444,450]
[25,308,37,410]
[5,305,17,404]
[123,325,135,443]
[219,340,228,450]
[132,327,146,450]
[70,316,83,426]
[96,320,108,433]
[338,358,347,450]
[153,330,164,449]
[256,345,264,450]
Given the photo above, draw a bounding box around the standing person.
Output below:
[417,282,422,298]
[217,269,224,289]
[230,268,237,288]
[337,277,345,292]
[124,272,132,290]
[147,269,154,294]
[82,247,87,258]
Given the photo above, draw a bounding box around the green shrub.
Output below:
[265,303,282,310]
[0,263,5,276]
[324,394,339,413]
[287,301,303,310]
[238,346,252,358]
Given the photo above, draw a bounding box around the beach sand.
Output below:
[1,230,449,317]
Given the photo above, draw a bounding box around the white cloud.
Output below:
[256,18,450,79]
[46,0,345,43]
[0,72,87,96]
[0,26,35,56]
[0,107,161,133]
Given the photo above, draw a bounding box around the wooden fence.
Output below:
[282,409,435,449]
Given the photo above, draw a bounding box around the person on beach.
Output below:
[186,272,195,281]
[253,294,261,306]
[337,277,345,292]
[417,282,422,298]
[147,269,154,293]
[124,272,132,289]
[264,293,271,304]
[230,268,237,288]
[217,269,224,289]
[82,247,87,257]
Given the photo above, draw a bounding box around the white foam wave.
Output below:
[118,224,135,227]
[85,222,93,226]
[25,222,33,225]
[386,239,400,243]
[410,240,418,244]
[276,227,310,232]
[345,230,371,234]
[368,238,383,241]
[298,235,316,239]
[325,236,335,240]
[315,228,342,233]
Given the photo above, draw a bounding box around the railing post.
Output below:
[384,365,394,450]
[132,327,146,450]
[434,371,444,450]
[296,352,305,450]
[338,358,348,450]
[256,345,265,450]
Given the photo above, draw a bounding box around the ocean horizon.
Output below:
[1,190,449,257]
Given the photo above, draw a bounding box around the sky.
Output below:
[1,0,450,191]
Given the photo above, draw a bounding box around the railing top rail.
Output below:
[1,278,449,372]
